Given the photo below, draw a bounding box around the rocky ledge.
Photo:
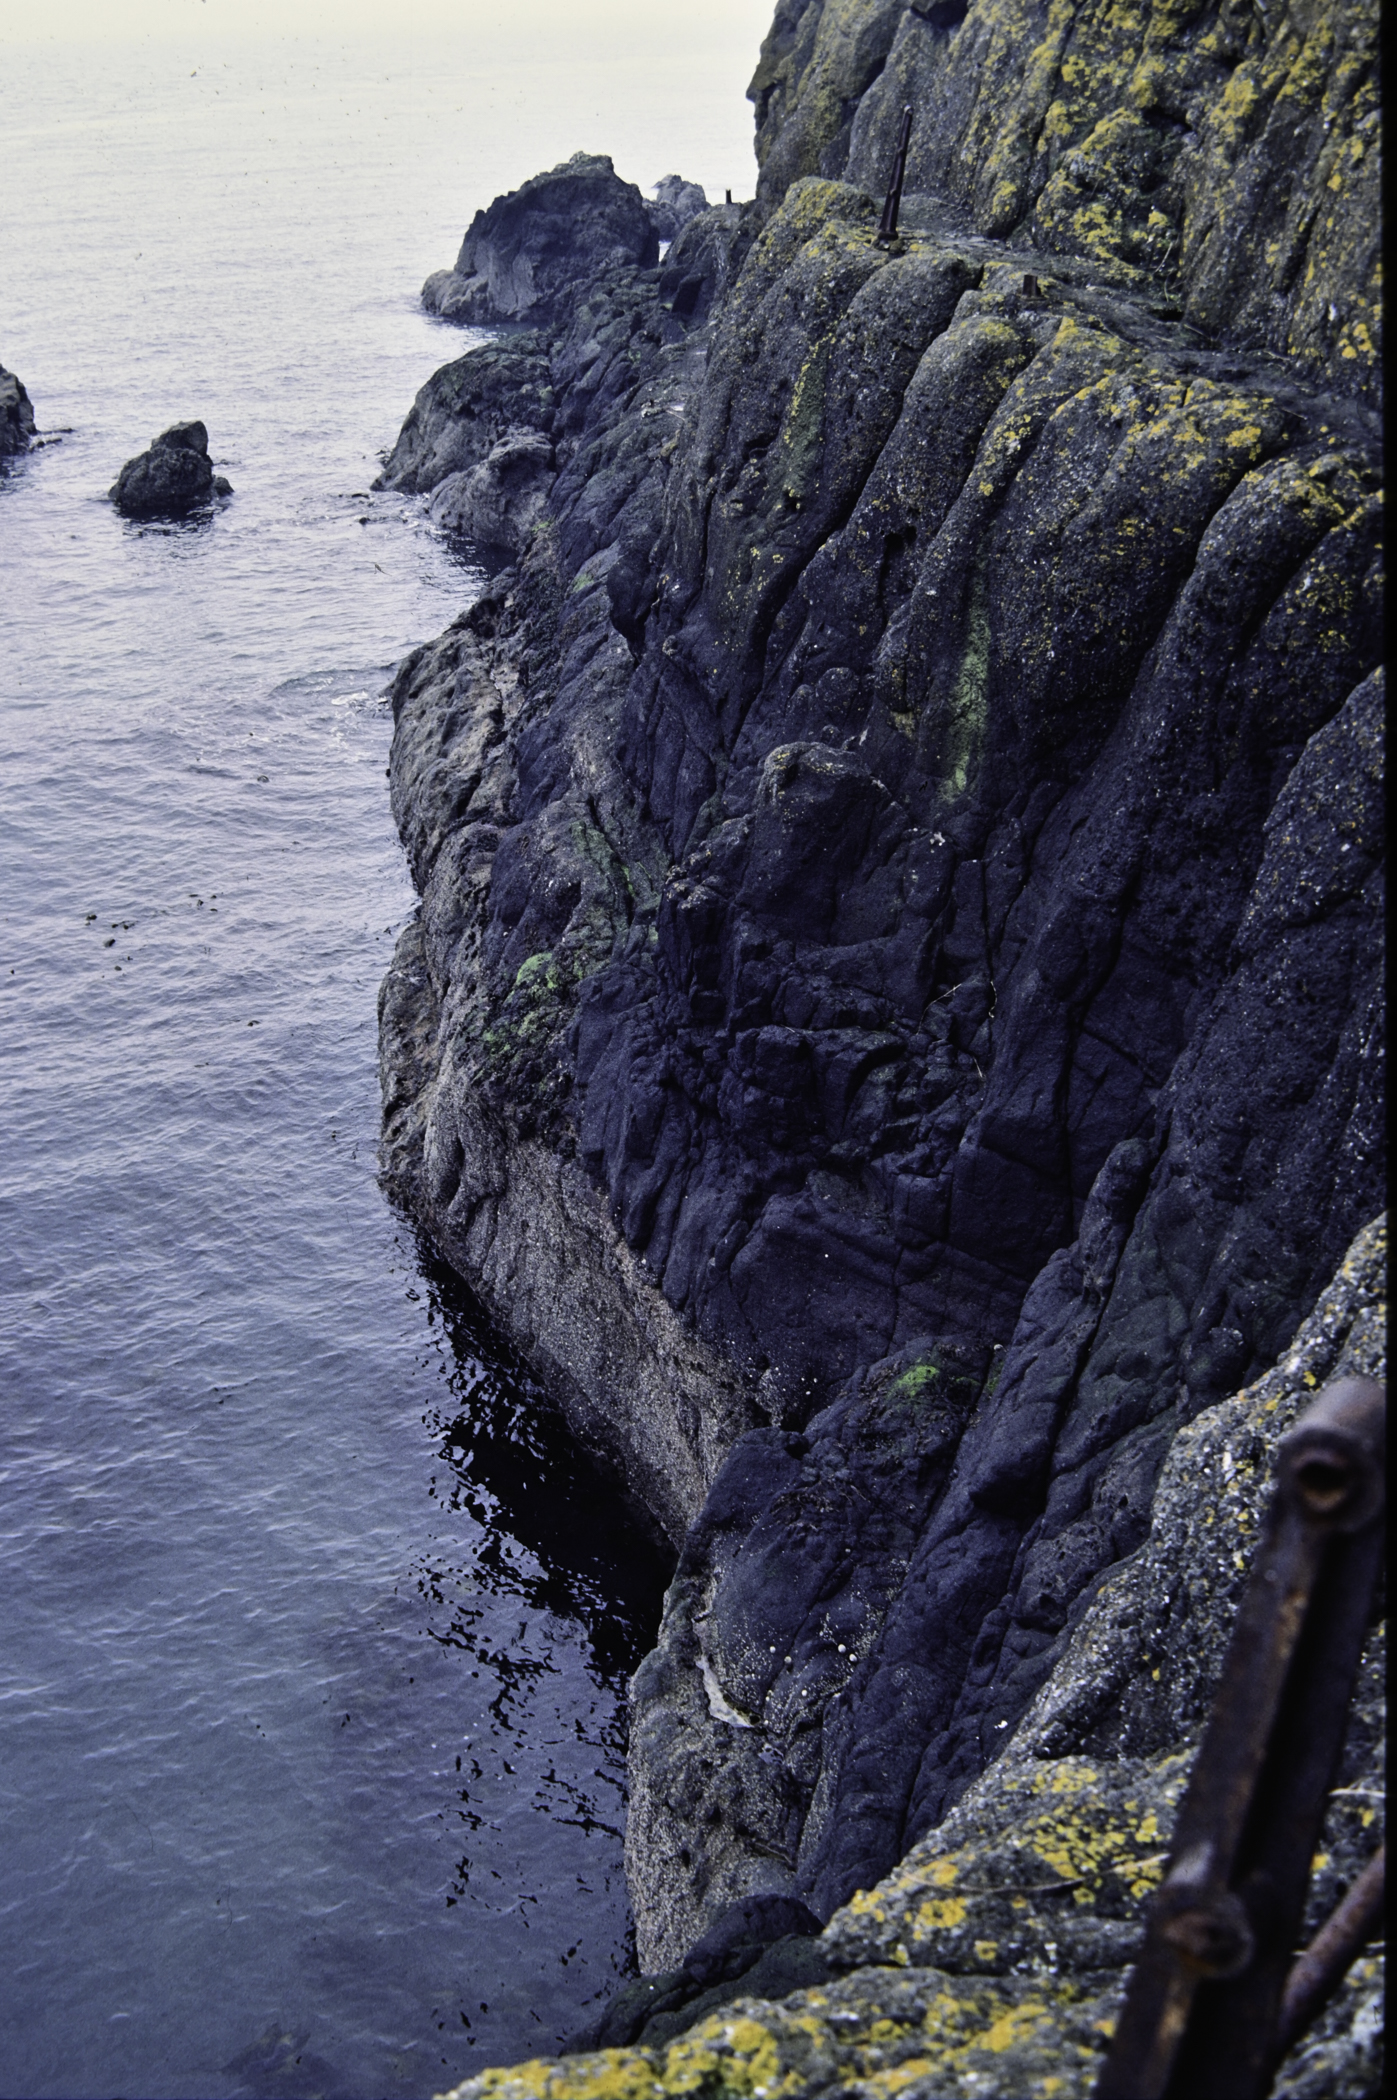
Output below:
[110,420,231,518]
[376,0,1383,2088]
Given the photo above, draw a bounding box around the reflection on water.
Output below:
[411,1237,671,1937]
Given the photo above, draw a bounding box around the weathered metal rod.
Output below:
[877,106,914,244]
[1095,1376,1385,2100]
[1273,1843,1385,2060]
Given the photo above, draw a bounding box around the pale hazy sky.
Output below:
[2,0,774,54]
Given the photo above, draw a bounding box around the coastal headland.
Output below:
[375,3,1384,2090]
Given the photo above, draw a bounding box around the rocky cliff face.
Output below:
[377,3,1382,2081]
[747,0,1380,398]
[438,1216,1385,2099]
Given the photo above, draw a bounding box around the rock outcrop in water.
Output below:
[0,362,36,458]
[421,153,660,326]
[109,420,231,518]
[378,1,1383,2086]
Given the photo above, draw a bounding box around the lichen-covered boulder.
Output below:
[422,153,659,327]
[109,420,231,518]
[0,362,35,459]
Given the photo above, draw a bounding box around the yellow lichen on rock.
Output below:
[434,1966,1123,2100]
[769,0,1380,396]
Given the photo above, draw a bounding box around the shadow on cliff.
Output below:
[413,1229,674,1685]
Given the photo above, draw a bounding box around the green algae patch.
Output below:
[887,1359,941,1406]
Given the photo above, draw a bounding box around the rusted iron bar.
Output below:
[1095,1377,1385,2100]
[1273,1842,1385,2061]
[876,106,914,244]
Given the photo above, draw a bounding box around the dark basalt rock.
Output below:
[421,152,660,327]
[378,0,1383,2021]
[658,204,754,325]
[0,362,36,458]
[109,420,231,518]
[571,1894,827,2051]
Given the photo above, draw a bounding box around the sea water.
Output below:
[0,12,761,2095]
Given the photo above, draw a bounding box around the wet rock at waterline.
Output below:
[0,362,36,457]
[109,420,231,518]
[427,428,555,560]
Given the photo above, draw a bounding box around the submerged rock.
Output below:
[0,362,36,458]
[421,152,659,327]
[109,420,231,518]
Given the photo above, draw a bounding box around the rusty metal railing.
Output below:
[1096,1376,1385,2100]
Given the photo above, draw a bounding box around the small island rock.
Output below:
[1,363,36,458]
[110,420,232,518]
[422,152,659,327]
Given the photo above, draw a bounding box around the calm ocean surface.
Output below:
[0,15,759,2096]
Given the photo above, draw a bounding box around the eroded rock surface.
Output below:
[110,419,231,518]
[436,1217,1385,2099]
[376,1,1383,2086]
